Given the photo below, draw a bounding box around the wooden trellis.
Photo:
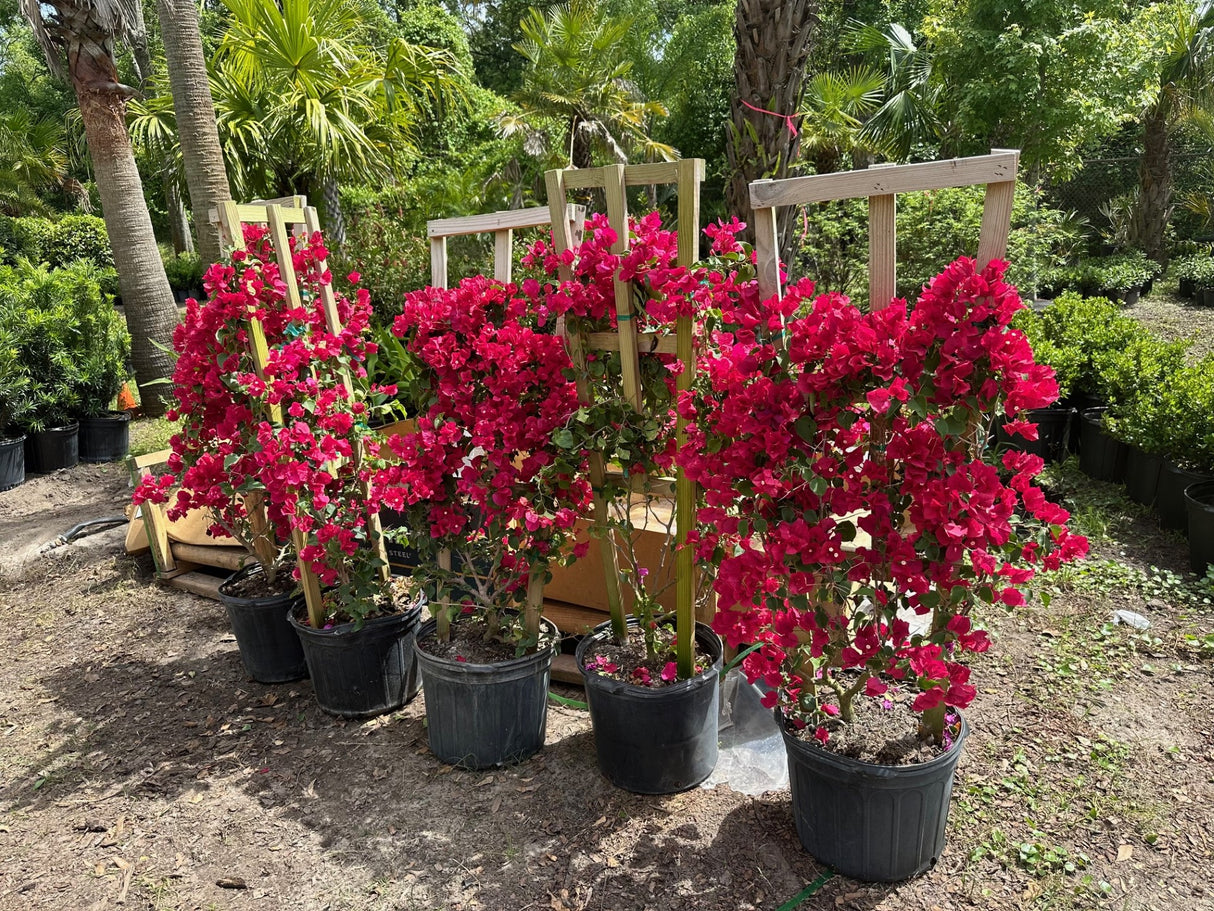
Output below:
[212,198,391,626]
[427,205,585,288]
[749,150,1020,308]
[544,159,709,670]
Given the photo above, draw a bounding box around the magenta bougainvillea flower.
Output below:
[679,254,1088,744]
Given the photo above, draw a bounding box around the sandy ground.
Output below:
[0,457,1211,911]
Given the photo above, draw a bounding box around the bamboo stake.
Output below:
[674,158,704,676]
[546,168,627,640]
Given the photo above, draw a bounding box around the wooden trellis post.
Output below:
[426,205,585,288]
[544,159,707,673]
[749,150,1020,308]
[213,198,390,627]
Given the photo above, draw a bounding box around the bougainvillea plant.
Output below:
[135,225,400,627]
[374,274,590,651]
[514,212,750,682]
[133,225,307,587]
[679,256,1088,746]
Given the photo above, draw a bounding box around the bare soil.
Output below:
[1,459,1213,911]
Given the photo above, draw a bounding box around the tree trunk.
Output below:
[1134,98,1174,267]
[125,0,154,89]
[321,174,346,247]
[157,0,232,266]
[726,0,819,246]
[68,37,178,416]
[165,173,194,255]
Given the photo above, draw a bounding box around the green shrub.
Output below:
[0,261,130,429]
[0,216,54,264]
[45,214,113,269]
[793,183,1088,302]
[1175,255,1214,290]
[1103,335,1190,453]
[162,252,205,296]
[1015,292,1139,401]
[1149,358,1214,471]
[0,330,30,439]
[0,214,113,270]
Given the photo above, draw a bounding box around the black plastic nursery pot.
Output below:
[290,599,425,718]
[995,406,1071,464]
[1124,447,1164,508]
[576,619,723,795]
[79,411,131,463]
[0,435,24,491]
[1157,461,1213,533]
[1077,408,1127,483]
[1184,480,1214,575]
[25,423,79,473]
[414,616,559,770]
[782,711,969,882]
[218,564,308,684]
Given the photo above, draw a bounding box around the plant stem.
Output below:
[524,563,545,652]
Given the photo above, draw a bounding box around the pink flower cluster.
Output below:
[679,256,1088,741]
[134,225,389,613]
[375,275,591,600]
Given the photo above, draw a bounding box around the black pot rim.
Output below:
[415,615,560,672]
[0,433,25,446]
[1079,406,1108,424]
[218,562,296,606]
[575,617,723,698]
[778,707,969,775]
[32,422,79,434]
[79,410,132,424]
[1184,479,1214,507]
[290,597,425,638]
[1164,460,1213,481]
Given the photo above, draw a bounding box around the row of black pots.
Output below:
[1073,409,1214,576]
[1178,278,1214,306]
[0,413,132,492]
[219,563,959,882]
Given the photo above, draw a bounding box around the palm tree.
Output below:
[1133,0,1214,265]
[21,0,178,415]
[505,0,675,169]
[797,66,884,174]
[211,0,466,243]
[156,0,232,265]
[851,22,941,162]
[0,111,72,214]
[727,0,818,242]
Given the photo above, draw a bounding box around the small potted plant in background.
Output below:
[0,328,30,490]
[1101,334,1189,507]
[134,229,311,684]
[682,257,1087,882]
[517,213,742,793]
[379,274,589,769]
[69,261,133,463]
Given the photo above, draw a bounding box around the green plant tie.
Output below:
[775,871,834,911]
[547,691,588,710]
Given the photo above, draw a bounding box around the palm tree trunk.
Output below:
[322,175,347,247]
[157,0,232,266]
[726,0,819,246]
[1134,100,1174,267]
[69,37,178,416]
[165,174,194,255]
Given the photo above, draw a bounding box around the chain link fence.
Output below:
[1044,152,1212,246]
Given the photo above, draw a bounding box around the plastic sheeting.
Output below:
[701,669,789,794]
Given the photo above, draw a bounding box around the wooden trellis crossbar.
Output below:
[426,205,585,288]
[213,198,390,627]
[749,150,1020,308]
[544,159,707,671]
